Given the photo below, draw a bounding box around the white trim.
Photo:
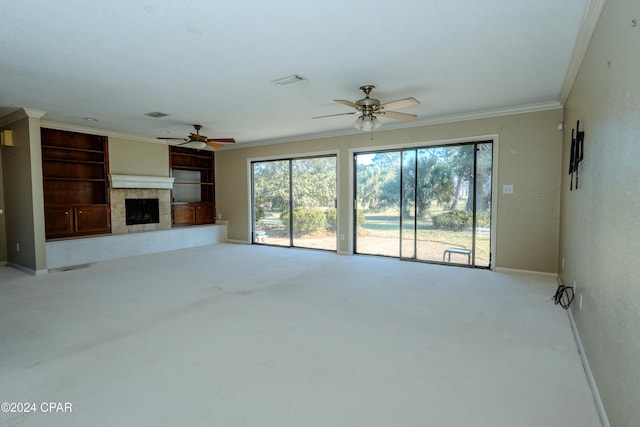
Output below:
[0,108,47,127]
[494,267,558,279]
[558,0,608,105]
[36,101,563,149]
[220,102,562,149]
[109,174,174,189]
[563,281,610,427]
[40,120,163,145]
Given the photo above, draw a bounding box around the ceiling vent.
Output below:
[271,75,307,87]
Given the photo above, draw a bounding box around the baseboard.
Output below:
[562,278,610,427]
[337,250,351,255]
[494,267,558,279]
[8,262,48,276]
[227,239,250,245]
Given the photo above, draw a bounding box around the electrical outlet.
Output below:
[16,243,20,252]
[340,234,345,241]
[502,184,514,194]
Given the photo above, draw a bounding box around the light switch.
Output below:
[503,184,514,194]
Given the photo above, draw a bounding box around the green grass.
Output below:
[257,209,491,264]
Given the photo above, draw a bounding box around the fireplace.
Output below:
[125,198,159,225]
[109,175,174,234]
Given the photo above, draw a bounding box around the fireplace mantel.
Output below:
[109,174,175,189]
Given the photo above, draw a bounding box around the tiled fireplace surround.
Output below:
[110,188,171,234]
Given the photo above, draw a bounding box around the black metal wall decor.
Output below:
[569,120,585,191]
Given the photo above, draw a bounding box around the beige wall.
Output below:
[108,138,169,177]
[560,0,640,424]
[216,108,563,272]
[0,137,6,264]
[0,113,47,273]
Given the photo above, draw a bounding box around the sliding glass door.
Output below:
[252,155,337,251]
[355,141,492,268]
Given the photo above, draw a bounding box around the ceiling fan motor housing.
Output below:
[357,85,380,116]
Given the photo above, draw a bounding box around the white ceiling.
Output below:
[0,0,589,146]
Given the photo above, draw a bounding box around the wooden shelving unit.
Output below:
[169,146,216,226]
[41,128,111,239]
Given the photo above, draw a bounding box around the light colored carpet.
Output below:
[0,244,600,426]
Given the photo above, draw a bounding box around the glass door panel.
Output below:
[291,157,337,251]
[354,152,401,257]
[416,145,475,265]
[400,150,416,259]
[252,160,290,246]
[474,143,493,267]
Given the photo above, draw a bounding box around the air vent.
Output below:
[145,112,169,118]
[271,74,306,87]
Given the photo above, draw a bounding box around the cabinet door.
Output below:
[75,205,111,235]
[172,204,195,226]
[45,207,75,238]
[195,203,215,225]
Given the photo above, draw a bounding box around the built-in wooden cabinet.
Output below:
[169,146,216,227]
[41,128,111,239]
[171,202,215,226]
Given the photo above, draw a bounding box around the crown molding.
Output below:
[224,100,563,149]
[40,120,163,145]
[558,0,608,106]
[0,108,47,127]
[410,101,562,127]
[38,99,562,151]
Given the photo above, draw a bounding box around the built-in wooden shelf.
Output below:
[41,128,111,239]
[169,146,216,227]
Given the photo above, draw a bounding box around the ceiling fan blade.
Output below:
[334,99,360,110]
[207,138,235,143]
[381,110,417,122]
[380,97,420,111]
[312,112,358,119]
[206,141,224,148]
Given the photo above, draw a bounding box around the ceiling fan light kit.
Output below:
[314,84,419,133]
[353,115,382,131]
[191,141,207,150]
[156,124,236,150]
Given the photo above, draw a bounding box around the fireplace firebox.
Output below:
[125,198,159,225]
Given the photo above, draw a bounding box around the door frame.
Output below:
[249,152,339,251]
[349,135,499,269]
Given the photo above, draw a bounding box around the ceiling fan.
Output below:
[313,85,420,131]
[157,124,235,149]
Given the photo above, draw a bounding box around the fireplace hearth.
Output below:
[125,198,159,225]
